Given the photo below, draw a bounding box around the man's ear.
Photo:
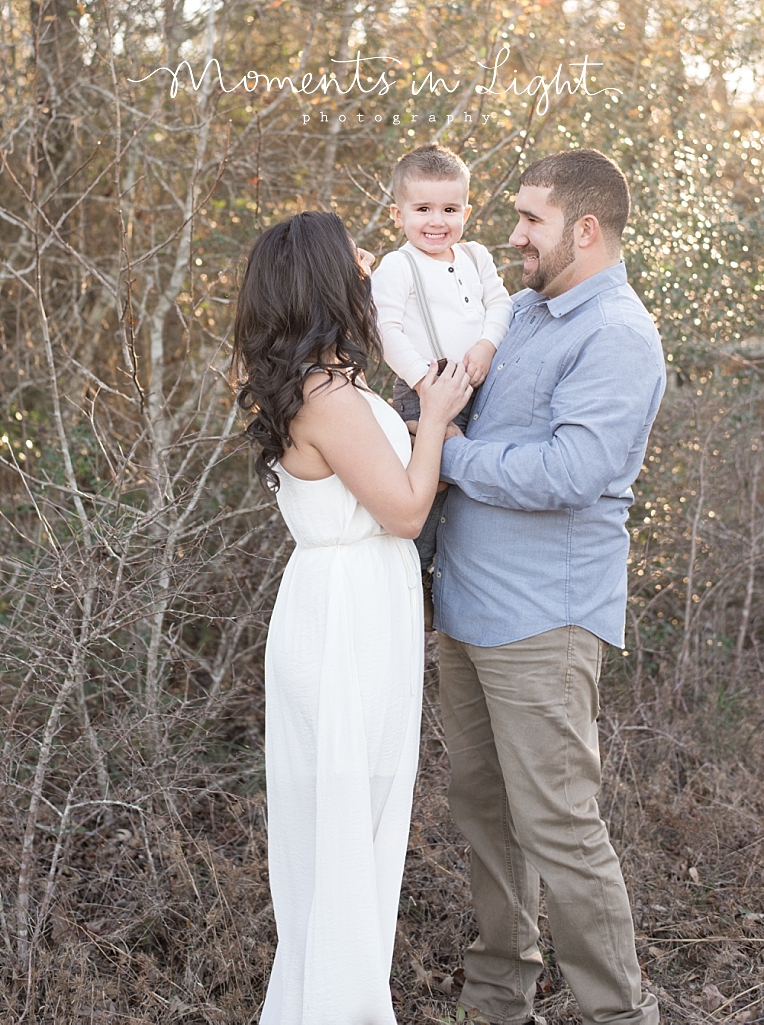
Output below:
[576,214,601,248]
[390,204,403,227]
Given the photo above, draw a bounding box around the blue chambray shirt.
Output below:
[433,262,666,649]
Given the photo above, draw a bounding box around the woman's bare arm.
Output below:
[282,364,471,539]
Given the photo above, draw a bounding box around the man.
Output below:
[433,149,664,1025]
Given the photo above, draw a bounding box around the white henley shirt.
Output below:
[371,240,514,389]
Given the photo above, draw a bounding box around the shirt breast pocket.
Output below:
[485,355,543,427]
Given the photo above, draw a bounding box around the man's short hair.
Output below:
[519,149,630,247]
[391,144,470,205]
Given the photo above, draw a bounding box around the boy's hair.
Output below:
[391,144,470,204]
[519,149,630,248]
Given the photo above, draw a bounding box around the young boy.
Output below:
[371,144,513,626]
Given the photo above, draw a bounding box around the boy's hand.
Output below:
[463,339,496,386]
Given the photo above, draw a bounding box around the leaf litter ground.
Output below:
[4,639,763,1024]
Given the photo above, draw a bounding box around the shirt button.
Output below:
[472,413,479,420]
[440,516,446,523]
[436,571,442,578]
[465,297,469,302]
[497,363,504,370]
[448,266,454,273]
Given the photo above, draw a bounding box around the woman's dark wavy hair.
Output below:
[231,211,383,490]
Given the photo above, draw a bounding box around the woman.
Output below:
[231,211,471,1024]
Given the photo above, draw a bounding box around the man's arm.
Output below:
[440,326,665,511]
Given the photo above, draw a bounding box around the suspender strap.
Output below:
[400,249,444,361]
[459,241,479,271]
[399,242,480,363]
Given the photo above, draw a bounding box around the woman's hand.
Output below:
[354,245,375,275]
[418,360,473,428]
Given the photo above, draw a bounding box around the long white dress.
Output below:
[260,387,423,1025]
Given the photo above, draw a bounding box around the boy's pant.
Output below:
[392,377,471,573]
[438,627,659,1025]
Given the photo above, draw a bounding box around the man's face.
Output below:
[508,184,575,296]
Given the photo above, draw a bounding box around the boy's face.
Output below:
[390,178,471,261]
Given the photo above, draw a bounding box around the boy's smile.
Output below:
[390,179,472,261]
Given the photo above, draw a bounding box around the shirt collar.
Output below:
[402,239,460,265]
[512,262,628,318]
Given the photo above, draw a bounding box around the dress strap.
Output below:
[300,362,327,377]
[300,364,372,394]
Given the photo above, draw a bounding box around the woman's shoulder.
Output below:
[292,374,381,454]
[301,370,371,410]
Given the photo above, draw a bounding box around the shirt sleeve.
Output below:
[465,242,514,349]
[371,253,431,389]
[440,325,665,511]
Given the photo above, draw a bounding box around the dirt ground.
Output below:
[3,638,763,1024]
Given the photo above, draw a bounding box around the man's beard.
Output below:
[520,222,575,293]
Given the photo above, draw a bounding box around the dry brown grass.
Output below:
[2,2,763,1019]
[3,635,762,1024]
[393,640,764,1025]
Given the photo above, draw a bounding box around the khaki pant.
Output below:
[438,627,659,1025]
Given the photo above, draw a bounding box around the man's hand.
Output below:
[463,339,497,386]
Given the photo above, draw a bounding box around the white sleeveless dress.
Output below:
[260,387,424,1025]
